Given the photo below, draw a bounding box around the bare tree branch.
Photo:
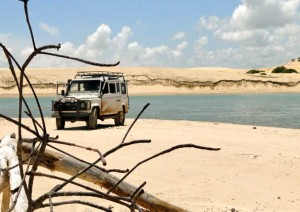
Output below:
[48,140,106,166]
[1,46,40,134]
[28,172,131,209]
[21,0,36,49]
[47,143,112,173]
[0,114,40,137]
[121,103,150,144]
[104,139,151,158]
[40,51,120,67]
[107,144,221,194]
[41,200,112,212]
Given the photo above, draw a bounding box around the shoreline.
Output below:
[0,88,299,98]
[0,116,298,130]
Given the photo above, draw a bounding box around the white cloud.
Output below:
[198,16,221,30]
[0,34,28,66]
[190,0,300,68]
[176,41,188,50]
[39,23,59,35]
[195,36,208,50]
[172,32,186,40]
[213,0,300,44]
[0,33,11,40]
[274,23,300,36]
[215,30,254,42]
[172,41,188,57]
[230,0,300,29]
[21,46,33,57]
[19,24,186,67]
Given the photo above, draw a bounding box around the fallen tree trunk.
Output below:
[1,184,10,212]
[0,135,28,212]
[21,143,188,212]
[0,172,9,193]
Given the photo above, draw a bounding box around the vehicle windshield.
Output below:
[69,80,100,94]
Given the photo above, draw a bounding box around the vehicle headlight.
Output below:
[79,101,91,110]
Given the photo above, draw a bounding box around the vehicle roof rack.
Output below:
[75,71,124,80]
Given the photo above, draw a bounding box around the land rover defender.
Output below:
[52,71,129,129]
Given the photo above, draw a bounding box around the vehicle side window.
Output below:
[116,83,120,93]
[103,83,109,94]
[121,83,126,94]
[109,83,116,94]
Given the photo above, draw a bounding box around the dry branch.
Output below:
[20,143,219,211]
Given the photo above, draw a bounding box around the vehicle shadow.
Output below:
[60,124,116,131]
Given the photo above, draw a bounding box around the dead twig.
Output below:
[121,103,150,144]
[107,144,221,194]
[41,200,113,212]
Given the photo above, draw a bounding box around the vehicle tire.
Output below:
[56,118,65,130]
[88,108,98,129]
[114,111,125,126]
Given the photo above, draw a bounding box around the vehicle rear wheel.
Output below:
[88,108,98,129]
[114,111,125,126]
[56,118,65,130]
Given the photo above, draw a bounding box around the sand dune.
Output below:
[1,63,300,96]
[0,118,299,211]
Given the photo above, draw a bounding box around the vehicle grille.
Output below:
[60,102,77,111]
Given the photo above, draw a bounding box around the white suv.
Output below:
[52,71,129,129]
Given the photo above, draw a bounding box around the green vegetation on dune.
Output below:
[246,69,265,74]
[272,66,298,74]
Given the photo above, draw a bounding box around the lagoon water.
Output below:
[0,94,299,129]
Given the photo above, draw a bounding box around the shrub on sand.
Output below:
[272,66,287,73]
[283,69,298,73]
[247,69,264,74]
[272,66,298,73]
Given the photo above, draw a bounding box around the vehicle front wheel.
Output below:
[114,111,125,126]
[88,108,98,129]
[56,118,65,130]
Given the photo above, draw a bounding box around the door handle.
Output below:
[116,100,121,102]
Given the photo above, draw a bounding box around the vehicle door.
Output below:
[120,82,129,112]
[101,81,122,115]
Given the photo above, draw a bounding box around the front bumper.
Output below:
[52,98,92,120]
[52,111,91,121]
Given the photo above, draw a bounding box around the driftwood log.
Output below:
[21,143,187,211]
[0,135,28,211]
[0,173,10,212]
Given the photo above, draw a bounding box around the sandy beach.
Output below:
[0,118,299,211]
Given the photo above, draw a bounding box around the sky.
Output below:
[1,0,300,69]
